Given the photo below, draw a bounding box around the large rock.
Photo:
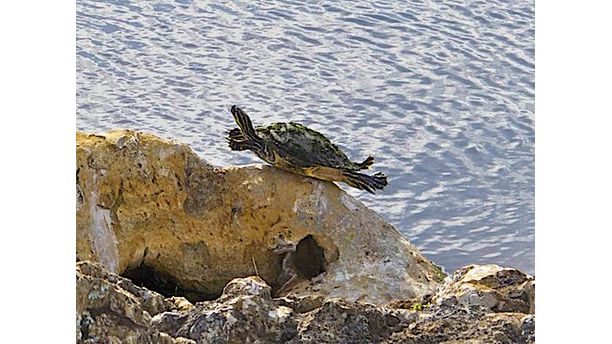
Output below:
[76,130,444,305]
[432,264,535,314]
[75,130,535,342]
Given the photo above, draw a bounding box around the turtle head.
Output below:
[230,105,242,124]
[229,105,275,163]
[230,105,261,142]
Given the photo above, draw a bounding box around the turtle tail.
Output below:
[342,171,388,194]
[357,156,375,170]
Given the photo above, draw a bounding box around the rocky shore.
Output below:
[76,130,535,343]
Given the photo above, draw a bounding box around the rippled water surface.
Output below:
[77,0,535,274]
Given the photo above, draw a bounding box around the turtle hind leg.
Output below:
[342,170,388,194]
[357,156,375,170]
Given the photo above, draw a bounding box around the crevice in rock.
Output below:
[294,235,326,278]
[121,264,219,303]
[76,168,84,208]
[272,235,327,296]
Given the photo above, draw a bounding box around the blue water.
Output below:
[77,0,535,274]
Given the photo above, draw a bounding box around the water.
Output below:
[76,0,535,275]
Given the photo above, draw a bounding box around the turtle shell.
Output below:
[255,122,360,170]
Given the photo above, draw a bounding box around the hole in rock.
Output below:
[121,264,220,303]
[294,235,326,278]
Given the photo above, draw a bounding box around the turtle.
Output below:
[227,105,388,193]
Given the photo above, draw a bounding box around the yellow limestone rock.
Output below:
[76,130,443,304]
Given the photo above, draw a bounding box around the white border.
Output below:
[3,0,612,341]
[537,1,612,342]
[1,2,76,342]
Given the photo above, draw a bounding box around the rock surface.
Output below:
[390,305,535,344]
[76,130,443,304]
[77,261,535,343]
[152,275,299,343]
[433,264,535,314]
[76,261,195,343]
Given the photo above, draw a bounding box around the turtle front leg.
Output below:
[227,127,245,141]
[228,138,259,151]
